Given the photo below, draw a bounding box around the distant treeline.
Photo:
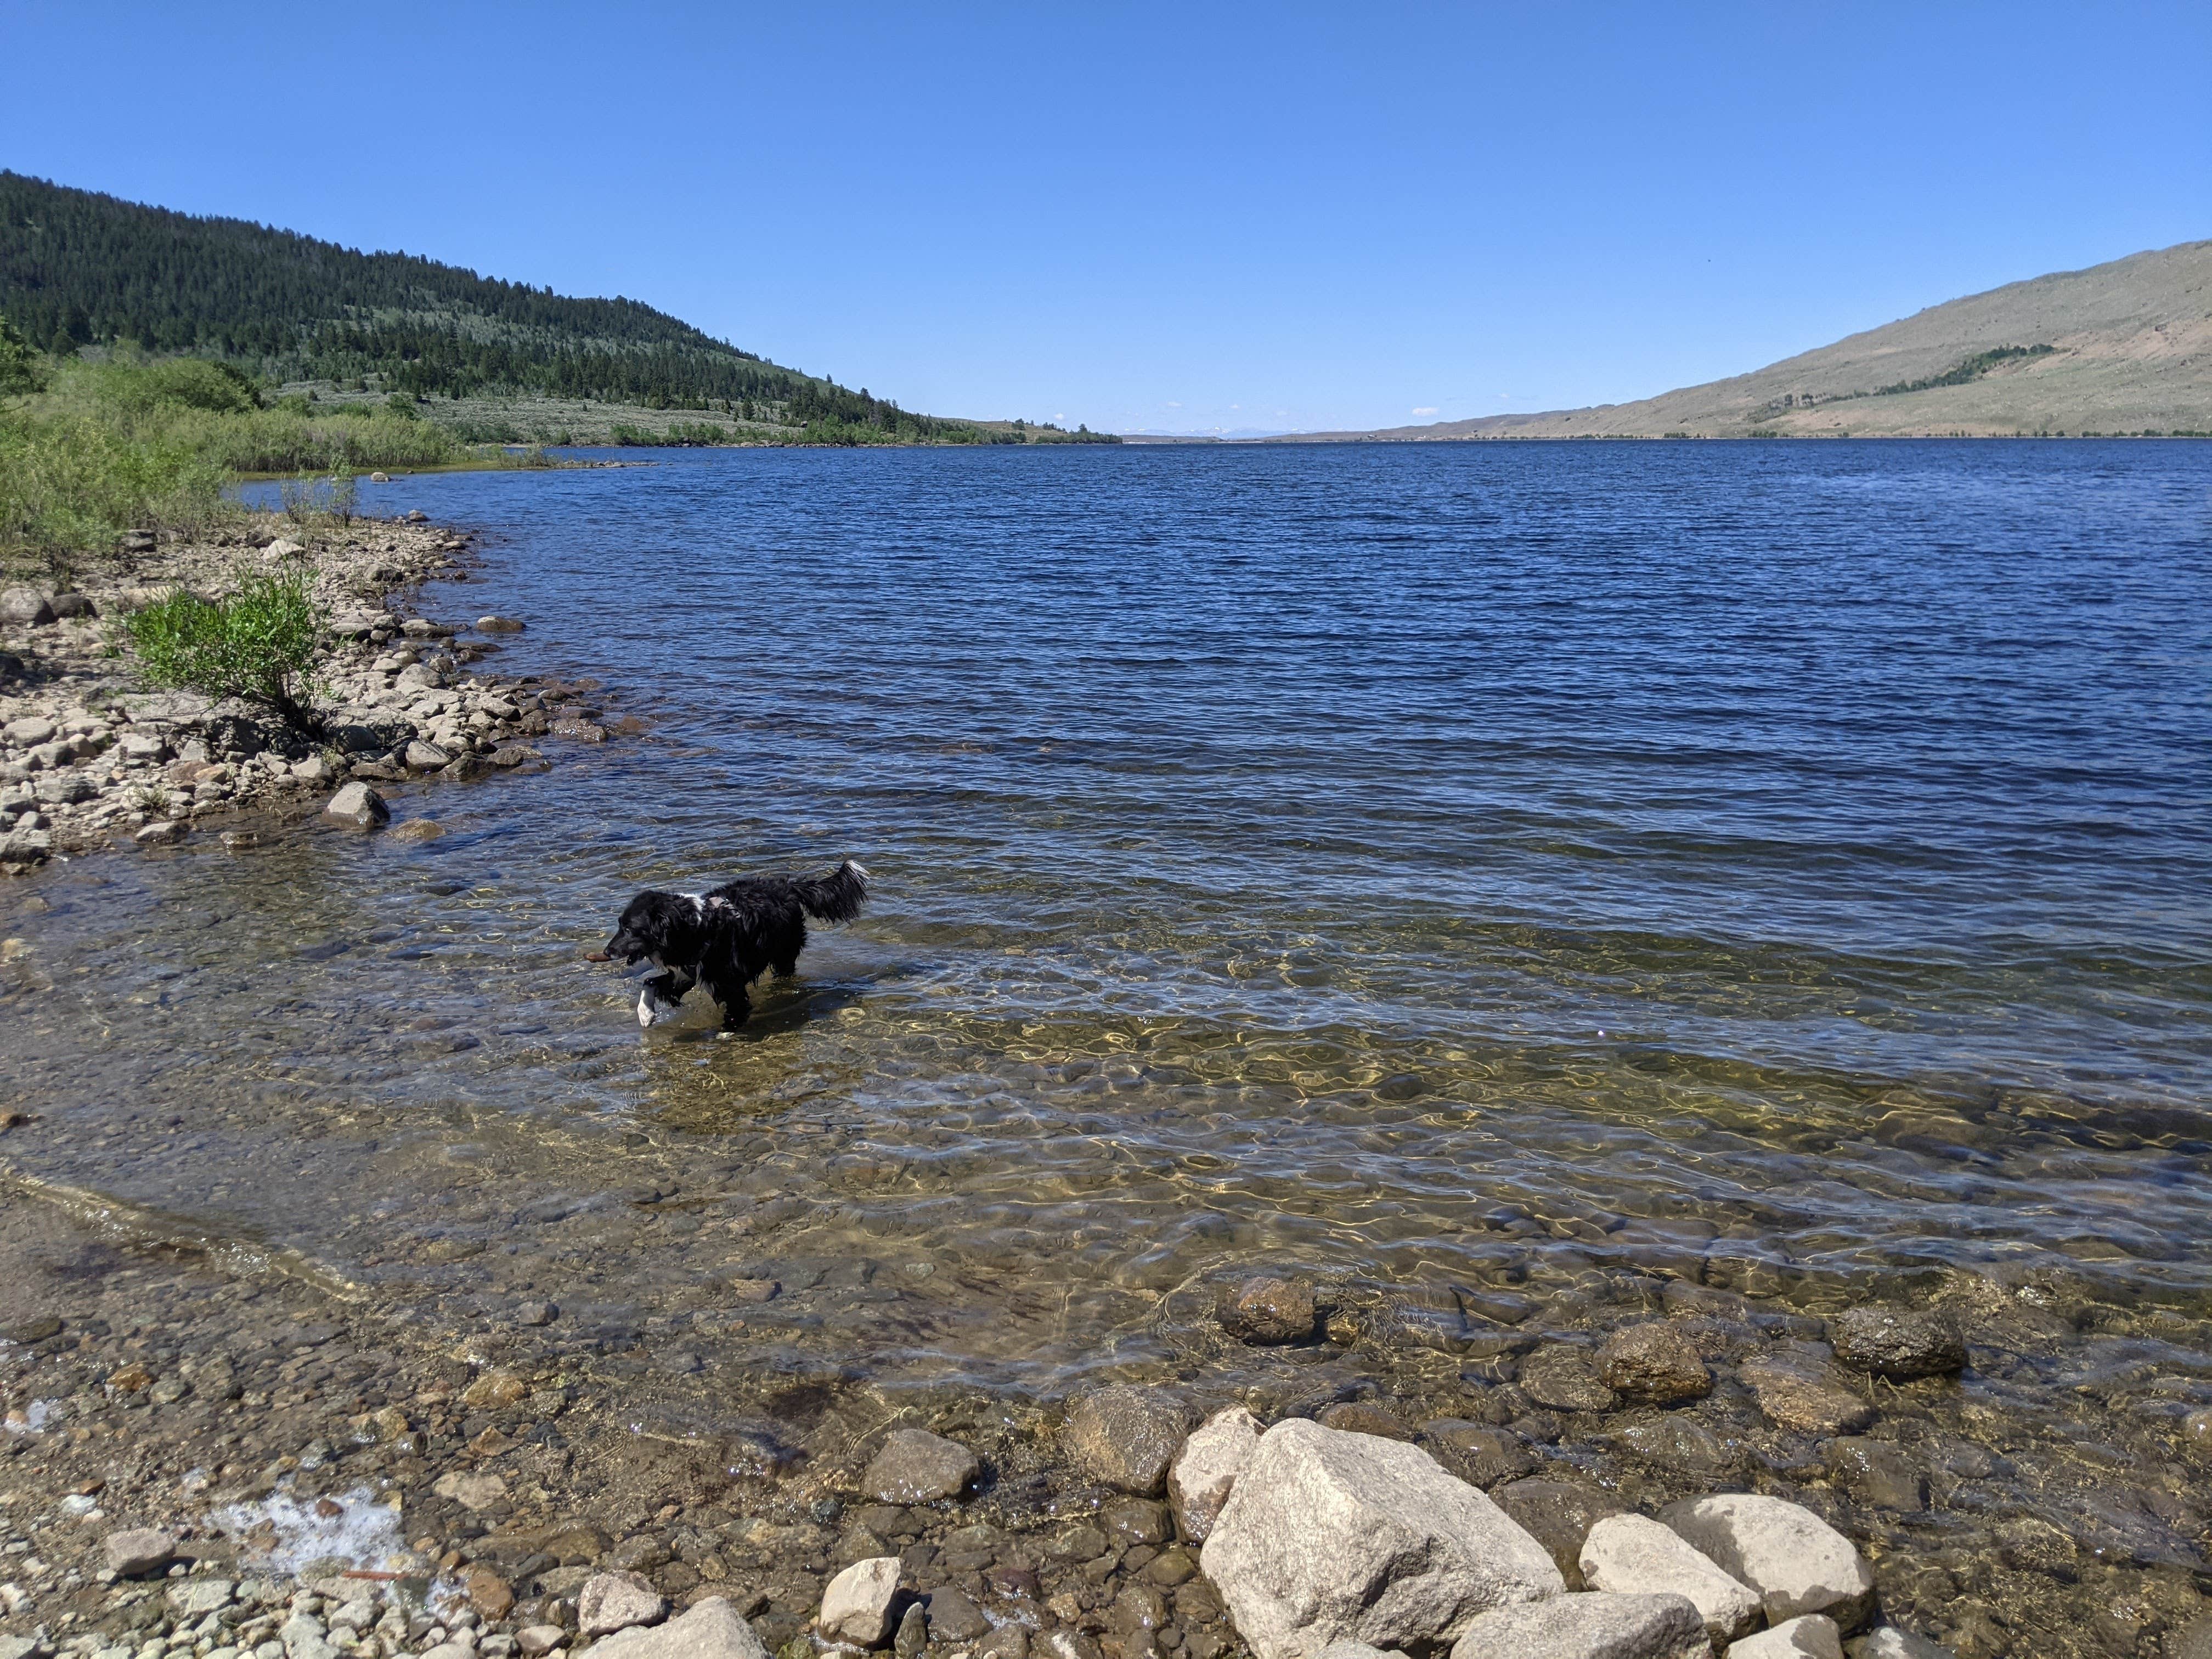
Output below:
[0,171,1098,444]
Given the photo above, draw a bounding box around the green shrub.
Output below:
[125,566,324,721]
[0,407,230,562]
[91,357,261,416]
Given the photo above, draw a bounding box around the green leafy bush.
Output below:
[125,566,324,721]
[0,313,44,397]
[0,407,229,562]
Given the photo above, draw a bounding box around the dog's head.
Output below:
[604,890,690,967]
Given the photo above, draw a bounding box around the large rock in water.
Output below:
[1659,1496,1875,1632]
[1450,1592,1708,1659]
[585,1598,769,1659]
[1593,1324,1712,1405]
[1063,1385,1192,1495]
[1200,1417,1564,1659]
[323,782,390,828]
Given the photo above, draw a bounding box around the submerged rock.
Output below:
[1064,1385,1192,1495]
[1200,1417,1562,1659]
[1594,1324,1712,1405]
[863,1427,979,1504]
[1737,1353,1876,1437]
[1492,1479,1626,1592]
[1827,1307,1965,1380]
[1217,1276,1317,1344]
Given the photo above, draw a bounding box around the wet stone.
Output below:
[1216,1276,1317,1344]
[1519,1347,1620,1413]
[1064,1385,1192,1495]
[1827,1307,1966,1380]
[1821,1438,1928,1512]
[1594,1323,1713,1405]
[921,1587,988,1642]
[864,1427,980,1504]
[1491,1479,1627,1593]
[1314,1400,1412,1440]
[1737,1353,1876,1438]
[1418,1420,1537,1488]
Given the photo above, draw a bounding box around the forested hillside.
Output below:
[0,172,1098,444]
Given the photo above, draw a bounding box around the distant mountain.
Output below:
[1291,240,2212,441]
[0,171,1027,442]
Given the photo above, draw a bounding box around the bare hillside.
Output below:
[1293,240,2212,441]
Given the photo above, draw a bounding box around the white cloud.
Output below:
[1412,407,1437,416]
[1165,400,1183,409]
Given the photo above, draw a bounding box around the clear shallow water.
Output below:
[5,441,2211,1408]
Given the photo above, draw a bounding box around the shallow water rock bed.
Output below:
[0,516,626,871]
[1,1182,2207,1659]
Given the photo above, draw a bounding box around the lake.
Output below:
[6,439,2210,1622]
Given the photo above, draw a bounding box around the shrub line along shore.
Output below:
[0,510,631,873]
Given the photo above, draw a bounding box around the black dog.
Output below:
[600,860,868,1032]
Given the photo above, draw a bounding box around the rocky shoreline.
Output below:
[0,513,633,872]
[6,1158,2203,1659]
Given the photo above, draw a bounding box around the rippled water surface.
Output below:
[6,441,2210,1408]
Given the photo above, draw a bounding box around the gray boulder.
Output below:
[863,1428,979,1504]
[323,782,390,828]
[820,1556,902,1646]
[1451,1592,1707,1659]
[1827,1308,1965,1380]
[1,588,55,625]
[578,1569,668,1637]
[478,615,526,632]
[1660,1496,1874,1632]
[586,1598,769,1659]
[1168,1403,1261,1542]
[1579,1514,1760,1645]
[1200,1416,1563,1659]
[1064,1384,1192,1494]
[102,1526,178,1576]
[404,738,451,771]
[3,716,56,746]
[1728,1615,1844,1658]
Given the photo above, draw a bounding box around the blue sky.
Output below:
[3,2,2205,434]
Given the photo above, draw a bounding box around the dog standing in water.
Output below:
[594,859,868,1032]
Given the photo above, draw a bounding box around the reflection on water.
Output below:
[4,441,2210,1412]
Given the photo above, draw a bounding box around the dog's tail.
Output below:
[792,859,870,924]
